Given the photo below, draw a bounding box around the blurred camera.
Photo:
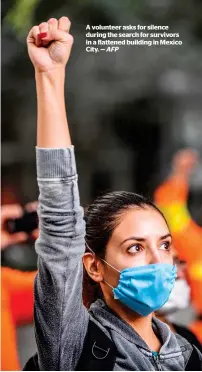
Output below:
[5,210,39,234]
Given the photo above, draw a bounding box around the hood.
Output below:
[89,299,184,355]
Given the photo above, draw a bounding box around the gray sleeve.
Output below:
[34,146,89,371]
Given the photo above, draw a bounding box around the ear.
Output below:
[83,253,103,283]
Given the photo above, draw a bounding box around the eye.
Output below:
[160,241,170,251]
[127,244,143,254]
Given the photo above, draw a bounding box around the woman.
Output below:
[26,17,202,370]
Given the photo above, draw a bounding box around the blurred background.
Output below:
[1,0,202,370]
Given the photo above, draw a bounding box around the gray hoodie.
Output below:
[35,146,201,371]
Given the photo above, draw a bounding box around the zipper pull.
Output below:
[152,352,159,360]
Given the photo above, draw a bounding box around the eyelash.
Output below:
[127,241,171,254]
[160,241,171,251]
[127,244,143,254]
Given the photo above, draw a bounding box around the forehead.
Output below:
[111,207,169,242]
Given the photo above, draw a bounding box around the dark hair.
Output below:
[83,191,168,308]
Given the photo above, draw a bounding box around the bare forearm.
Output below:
[35,68,71,148]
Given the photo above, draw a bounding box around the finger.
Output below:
[48,18,59,33]
[38,21,50,47]
[51,30,74,44]
[39,21,49,34]
[27,25,41,47]
[30,229,40,240]
[25,201,38,213]
[36,19,59,47]
[1,205,24,222]
[9,232,28,245]
[58,16,71,33]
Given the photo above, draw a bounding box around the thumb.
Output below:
[38,29,74,46]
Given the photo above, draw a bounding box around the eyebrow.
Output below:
[120,233,172,246]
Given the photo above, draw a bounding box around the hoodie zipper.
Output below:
[152,354,162,371]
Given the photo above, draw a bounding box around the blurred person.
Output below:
[1,204,38,371]
[156,254,202,352]
[154,149,202,341]
[154,149,202,265]
[188,264,202,345]
[24,17,202,371]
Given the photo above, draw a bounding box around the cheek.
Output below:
[123,255,147,267]
[104,265,120,288]
[106,245,146,271]
[160,250,174,264]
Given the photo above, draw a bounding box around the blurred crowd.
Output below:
[1,202,38,370]
[1,148,202,370]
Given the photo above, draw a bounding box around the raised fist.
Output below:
[27,17,74,72]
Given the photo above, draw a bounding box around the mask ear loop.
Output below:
[85,242,121,291]
[85,242,121,273]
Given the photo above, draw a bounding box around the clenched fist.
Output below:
[27,17,74,72]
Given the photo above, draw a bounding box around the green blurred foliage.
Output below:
[5,0,40,34]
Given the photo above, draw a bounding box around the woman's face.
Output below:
[102,207,173,290]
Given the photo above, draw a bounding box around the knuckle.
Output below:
[39,22,48,28]
[48,18,58,23]
[61,16,70,24]
[32,25,39,33]
[68,34,74,43]
[27,26,38,39]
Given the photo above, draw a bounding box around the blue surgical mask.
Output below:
[86,244,177,316]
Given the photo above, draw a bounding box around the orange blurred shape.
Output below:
[187,262,202,315]
[1,184,20,205]
[1,268,37,371]
[189,320,202,345]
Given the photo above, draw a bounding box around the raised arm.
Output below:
[27,17,89,371]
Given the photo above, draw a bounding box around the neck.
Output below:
[105,297,162,352]
[156,314,175,333]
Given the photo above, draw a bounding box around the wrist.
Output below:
[35,66,66,86]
